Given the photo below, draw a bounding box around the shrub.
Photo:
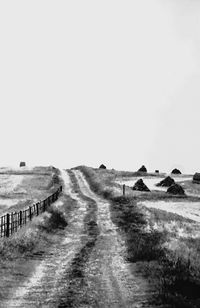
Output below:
[39,207,67,232]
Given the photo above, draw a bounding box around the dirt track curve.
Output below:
[3,169,158,308]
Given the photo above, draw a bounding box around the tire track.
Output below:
[72,170,158,308]
[4,170,88,308]
[57,170,99,307]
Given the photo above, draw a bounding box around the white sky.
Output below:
[0,0,200,173]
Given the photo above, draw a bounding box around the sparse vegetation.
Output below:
[0,203,68,259]
[0,174,73,303]
[78,165,200,307]
[0,166,62,216]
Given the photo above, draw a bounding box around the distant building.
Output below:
[20,162,26,167]
[155,170,159,173]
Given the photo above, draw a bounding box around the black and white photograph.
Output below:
[0,1,200,307]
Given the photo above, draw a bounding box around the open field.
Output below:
[115,172,200,222]
[0,166,60,216]
[1,165,200,307]
[77,166,200,308]
[0,166,72,306]
[116,176,193,193]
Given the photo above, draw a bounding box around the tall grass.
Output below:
[111,196,200,307]
[0,204,68,259]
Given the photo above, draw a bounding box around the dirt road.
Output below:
[4,170,157,308]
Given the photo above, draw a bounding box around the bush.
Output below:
[39,207,67,232]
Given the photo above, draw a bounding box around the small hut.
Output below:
[132,179,150,192]
[167,183,185,195]
[138,165,147,173]
[171,168,182,175]
[193,173,200,184]
[99,164,106,169]
[156,176,175,187]
[20,162,26,167]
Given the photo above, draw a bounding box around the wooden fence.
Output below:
[0,186,62,238]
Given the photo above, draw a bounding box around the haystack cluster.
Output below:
[100,163,199,196]
[130,165,186,195]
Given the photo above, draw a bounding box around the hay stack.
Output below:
[138,165,147,172]
[167,183,185,195]
[132,179,150,192]
[20,162,26,167]
[171,168,181,174]
[99,164,106,169]
[156,176,175,187]
[193,173,200,184]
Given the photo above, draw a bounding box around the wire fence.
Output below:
[0,186,62,238]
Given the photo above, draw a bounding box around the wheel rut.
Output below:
[4,170,96,308]
[71,170,159,308]
[57,170,99,307]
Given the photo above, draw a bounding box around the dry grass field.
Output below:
[77,166,200,308]
[1,165,200,307]
[0,166,70,304]
[0,166,61,216]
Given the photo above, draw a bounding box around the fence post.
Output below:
[25,209,28,225]
[19,211,22,227]
[1,217,3,237]
[36,203,39,216]
[29,206,32,221]
[43,200,46,212]
[11,212,13,235]
[6,213,10,237]
[123,184,126,196]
